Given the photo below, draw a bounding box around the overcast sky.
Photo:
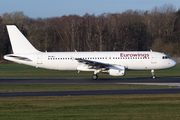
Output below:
[0,0,180,18]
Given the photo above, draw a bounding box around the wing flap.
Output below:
[75,58,109,69]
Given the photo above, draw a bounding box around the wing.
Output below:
[75,58,109,69]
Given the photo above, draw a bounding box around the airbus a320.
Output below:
[4,25,177,80]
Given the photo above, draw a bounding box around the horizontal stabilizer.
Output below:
[4,55,32,61]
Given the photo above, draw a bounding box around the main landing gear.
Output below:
[92,70,100,80]
[92,74,98,80]
[151,69,156,79]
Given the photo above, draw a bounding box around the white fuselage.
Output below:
[4,51,177,71]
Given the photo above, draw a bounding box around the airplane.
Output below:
[4,25,177,80]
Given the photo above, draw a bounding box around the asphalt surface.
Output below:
[1,78,180,97]
[1,88,180,97]
[0,77,180,84]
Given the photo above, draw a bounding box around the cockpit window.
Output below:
[162,56,170,59]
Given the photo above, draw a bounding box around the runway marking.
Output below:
[122,83,180,86]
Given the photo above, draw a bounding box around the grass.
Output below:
[0,63,179,78]
[1,94,180,120]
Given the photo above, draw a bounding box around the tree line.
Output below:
[0,4,180,60]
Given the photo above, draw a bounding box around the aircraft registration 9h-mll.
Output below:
[4,25,177,80]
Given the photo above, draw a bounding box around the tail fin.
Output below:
[6,25,39,54]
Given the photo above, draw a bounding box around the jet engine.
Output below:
[108,65,125,76]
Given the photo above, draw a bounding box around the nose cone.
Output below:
[170,59,177,68]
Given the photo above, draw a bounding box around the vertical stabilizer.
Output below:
[6,25,39,54]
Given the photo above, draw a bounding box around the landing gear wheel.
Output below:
[92,74,98,80]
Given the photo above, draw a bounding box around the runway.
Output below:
[1,88,180,97]
[0,77,180,86]
[1,78,180,97]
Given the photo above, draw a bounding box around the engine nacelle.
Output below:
[108,66,125,76]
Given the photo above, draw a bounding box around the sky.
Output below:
[0,0,180,18]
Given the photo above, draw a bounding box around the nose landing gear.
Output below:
[151,70,156,79]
